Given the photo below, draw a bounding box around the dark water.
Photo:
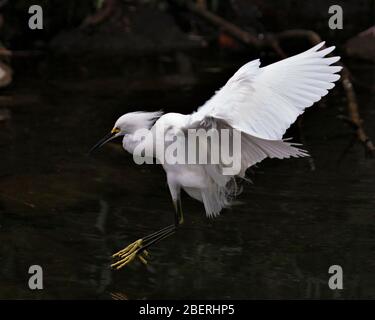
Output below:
[0,53,374,299]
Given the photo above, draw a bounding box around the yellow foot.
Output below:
[111,239,150,270]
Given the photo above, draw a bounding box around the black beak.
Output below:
[89,131,116,154]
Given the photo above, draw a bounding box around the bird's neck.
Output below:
[122,133,142,154]
[122,128,155,156]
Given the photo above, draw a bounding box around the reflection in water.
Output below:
[0,56,374,299]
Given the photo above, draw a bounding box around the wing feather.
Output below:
[182,42,341,216]
[190,41,341,140]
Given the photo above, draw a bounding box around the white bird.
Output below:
[90,41,341,269]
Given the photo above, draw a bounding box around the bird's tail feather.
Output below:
[201,135,308,217]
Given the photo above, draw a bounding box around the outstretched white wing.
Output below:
[190,42,341,140]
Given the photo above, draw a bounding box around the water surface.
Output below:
[0,54,374,299]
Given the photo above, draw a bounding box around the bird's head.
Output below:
[89,111,162,154]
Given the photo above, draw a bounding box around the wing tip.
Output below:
[331,55,341,63]
[335,64,343,71]
[313,41,326,51]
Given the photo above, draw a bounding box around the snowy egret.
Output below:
[90,42,341,269]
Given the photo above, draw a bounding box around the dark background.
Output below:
[0,0,374,299]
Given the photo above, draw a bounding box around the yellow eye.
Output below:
[111,127,121,134]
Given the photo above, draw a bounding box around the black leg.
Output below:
[174,196,184,226]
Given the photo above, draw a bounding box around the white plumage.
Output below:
[190,41,341,140]
[96,42,342,218]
